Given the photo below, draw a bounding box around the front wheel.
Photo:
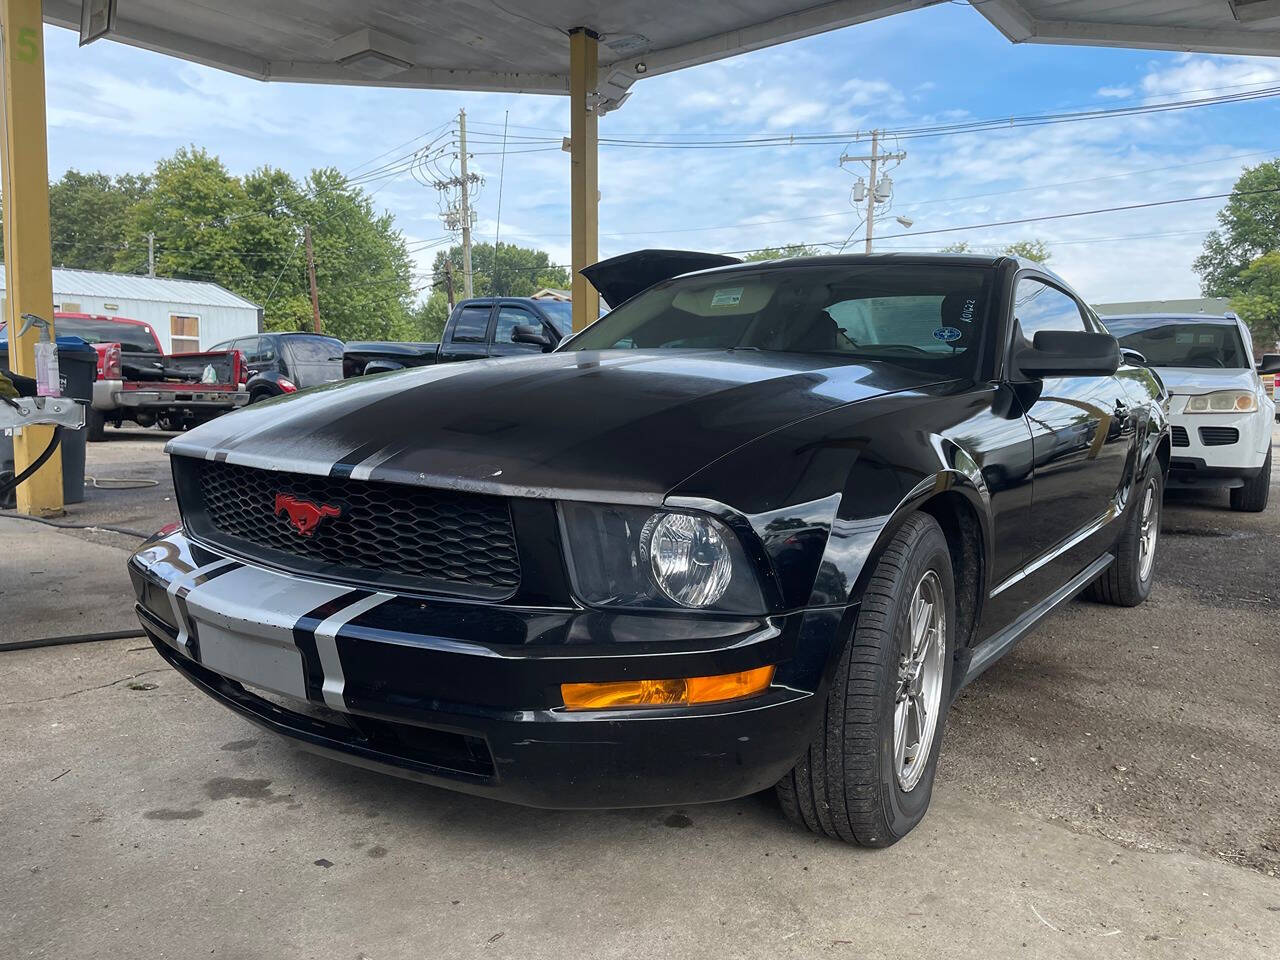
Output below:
[776,512,955,846]
[1087,464,1162,606]
[1229,447,1270,512]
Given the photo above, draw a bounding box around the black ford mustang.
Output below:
[128,252,1168,846]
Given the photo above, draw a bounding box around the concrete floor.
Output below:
[2,423,1278,959]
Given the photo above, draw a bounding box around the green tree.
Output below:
[743,243,820,262]
[48,170,150,271]
[1194,159,1280,297]
[114,146,251,286]
[292,167,416,341]
[431,242,568,298]
[411,290,452,341]
[939,239,1051,262]
[1230,251,1280,347]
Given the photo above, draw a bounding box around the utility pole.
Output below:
[146,231,156,277]
[423,111,482,299]
[444,259,455,311]
[458,108,474,299]
[840,130,906,254]
[304,223,321,334]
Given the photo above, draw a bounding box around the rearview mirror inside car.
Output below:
[1016,330,1121,379]
[511,324,551,350]
[1257,353,1280,375]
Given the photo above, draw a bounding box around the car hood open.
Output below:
[169,350,942,504]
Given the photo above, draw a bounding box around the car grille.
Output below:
[1170,425,1189,447]
[1199,426,1239,447]
[177,459,520,599]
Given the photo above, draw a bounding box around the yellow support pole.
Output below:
[1,0,62,515]
[568,27,599,333]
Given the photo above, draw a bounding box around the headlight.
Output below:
[559,502,765,613]
[1182,390,1257,414]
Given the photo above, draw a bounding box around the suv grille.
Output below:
[178,459,520,599]
[1170,425,1189,447]
[1199,426,1239,447]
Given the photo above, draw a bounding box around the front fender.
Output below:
[669,386,997,614]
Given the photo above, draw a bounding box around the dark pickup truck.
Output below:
[343,297,574,378]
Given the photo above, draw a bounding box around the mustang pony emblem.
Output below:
[274,493,341,536]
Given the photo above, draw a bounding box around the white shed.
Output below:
[0,265,261,354]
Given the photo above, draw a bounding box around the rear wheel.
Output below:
[776,512,955,846]
[1087,464,1161,606]
[85,407,106,442]
[1230,447,1271,513]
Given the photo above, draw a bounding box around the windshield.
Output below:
[564,263,992,375]
[52,316,160,353]
[1104,318,1248,369]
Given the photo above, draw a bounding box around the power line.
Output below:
[714,185,1280,257]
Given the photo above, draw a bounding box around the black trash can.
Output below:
[0,334,98,505]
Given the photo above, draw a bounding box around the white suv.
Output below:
[1104,313,1279,512]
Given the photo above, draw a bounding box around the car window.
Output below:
[285,336,343,362]
[1104,319,1249,369]
[565,263,992,376]
[494,306,540,344]
[451,305,492,343]
[48,316,161,353]
[1014,279,1088,339]
[259,338,276,362]
[536,300,574,335]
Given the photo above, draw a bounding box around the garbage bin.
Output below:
[0,334,97,505]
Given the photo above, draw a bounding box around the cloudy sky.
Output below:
[39,3,1280,303]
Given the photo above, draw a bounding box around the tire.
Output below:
[249,390,270,404]
[1086,463,1162,607]
[776,512,955,846]
[1229,447,1271,513]
[85,406,106,443]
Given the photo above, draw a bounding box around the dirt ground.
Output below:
[1,421,1277,959]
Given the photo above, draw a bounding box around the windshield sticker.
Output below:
[933,326,963,343]
[1176,331,1195,344]
[710,287,744,307]
[1199,334,1216,344]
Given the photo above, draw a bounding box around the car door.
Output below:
[1011,275,1133,585]
[489,303,551,359]
[438,303,494,362]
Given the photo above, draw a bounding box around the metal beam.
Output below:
[977,1,1280,57]
[1,0,63,515]
[569,27,599,332]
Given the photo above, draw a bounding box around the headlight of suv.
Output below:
[1182,390,1257,414]
[559,502,766,613]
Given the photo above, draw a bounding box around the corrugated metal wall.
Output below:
[51,295,259,353]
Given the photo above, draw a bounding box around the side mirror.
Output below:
[511,323,551,350]
[1257,353,1280,375]
[1120,347,1147,367]
[1015,330,1120,379]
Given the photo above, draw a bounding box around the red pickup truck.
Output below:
[5,312,248,441]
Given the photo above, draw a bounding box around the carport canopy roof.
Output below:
[42,0,1280,103]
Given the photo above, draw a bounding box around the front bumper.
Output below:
[1166,402,1270,488]
[128,530,844,808]
[93,378,249,413]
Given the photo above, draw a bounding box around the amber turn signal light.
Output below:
[561,665,775,711]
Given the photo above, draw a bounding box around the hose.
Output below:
[0,511,150,539]
[0,426,62,497]
[0,628,146,654]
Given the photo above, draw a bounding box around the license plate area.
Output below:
[196,620,307,700]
